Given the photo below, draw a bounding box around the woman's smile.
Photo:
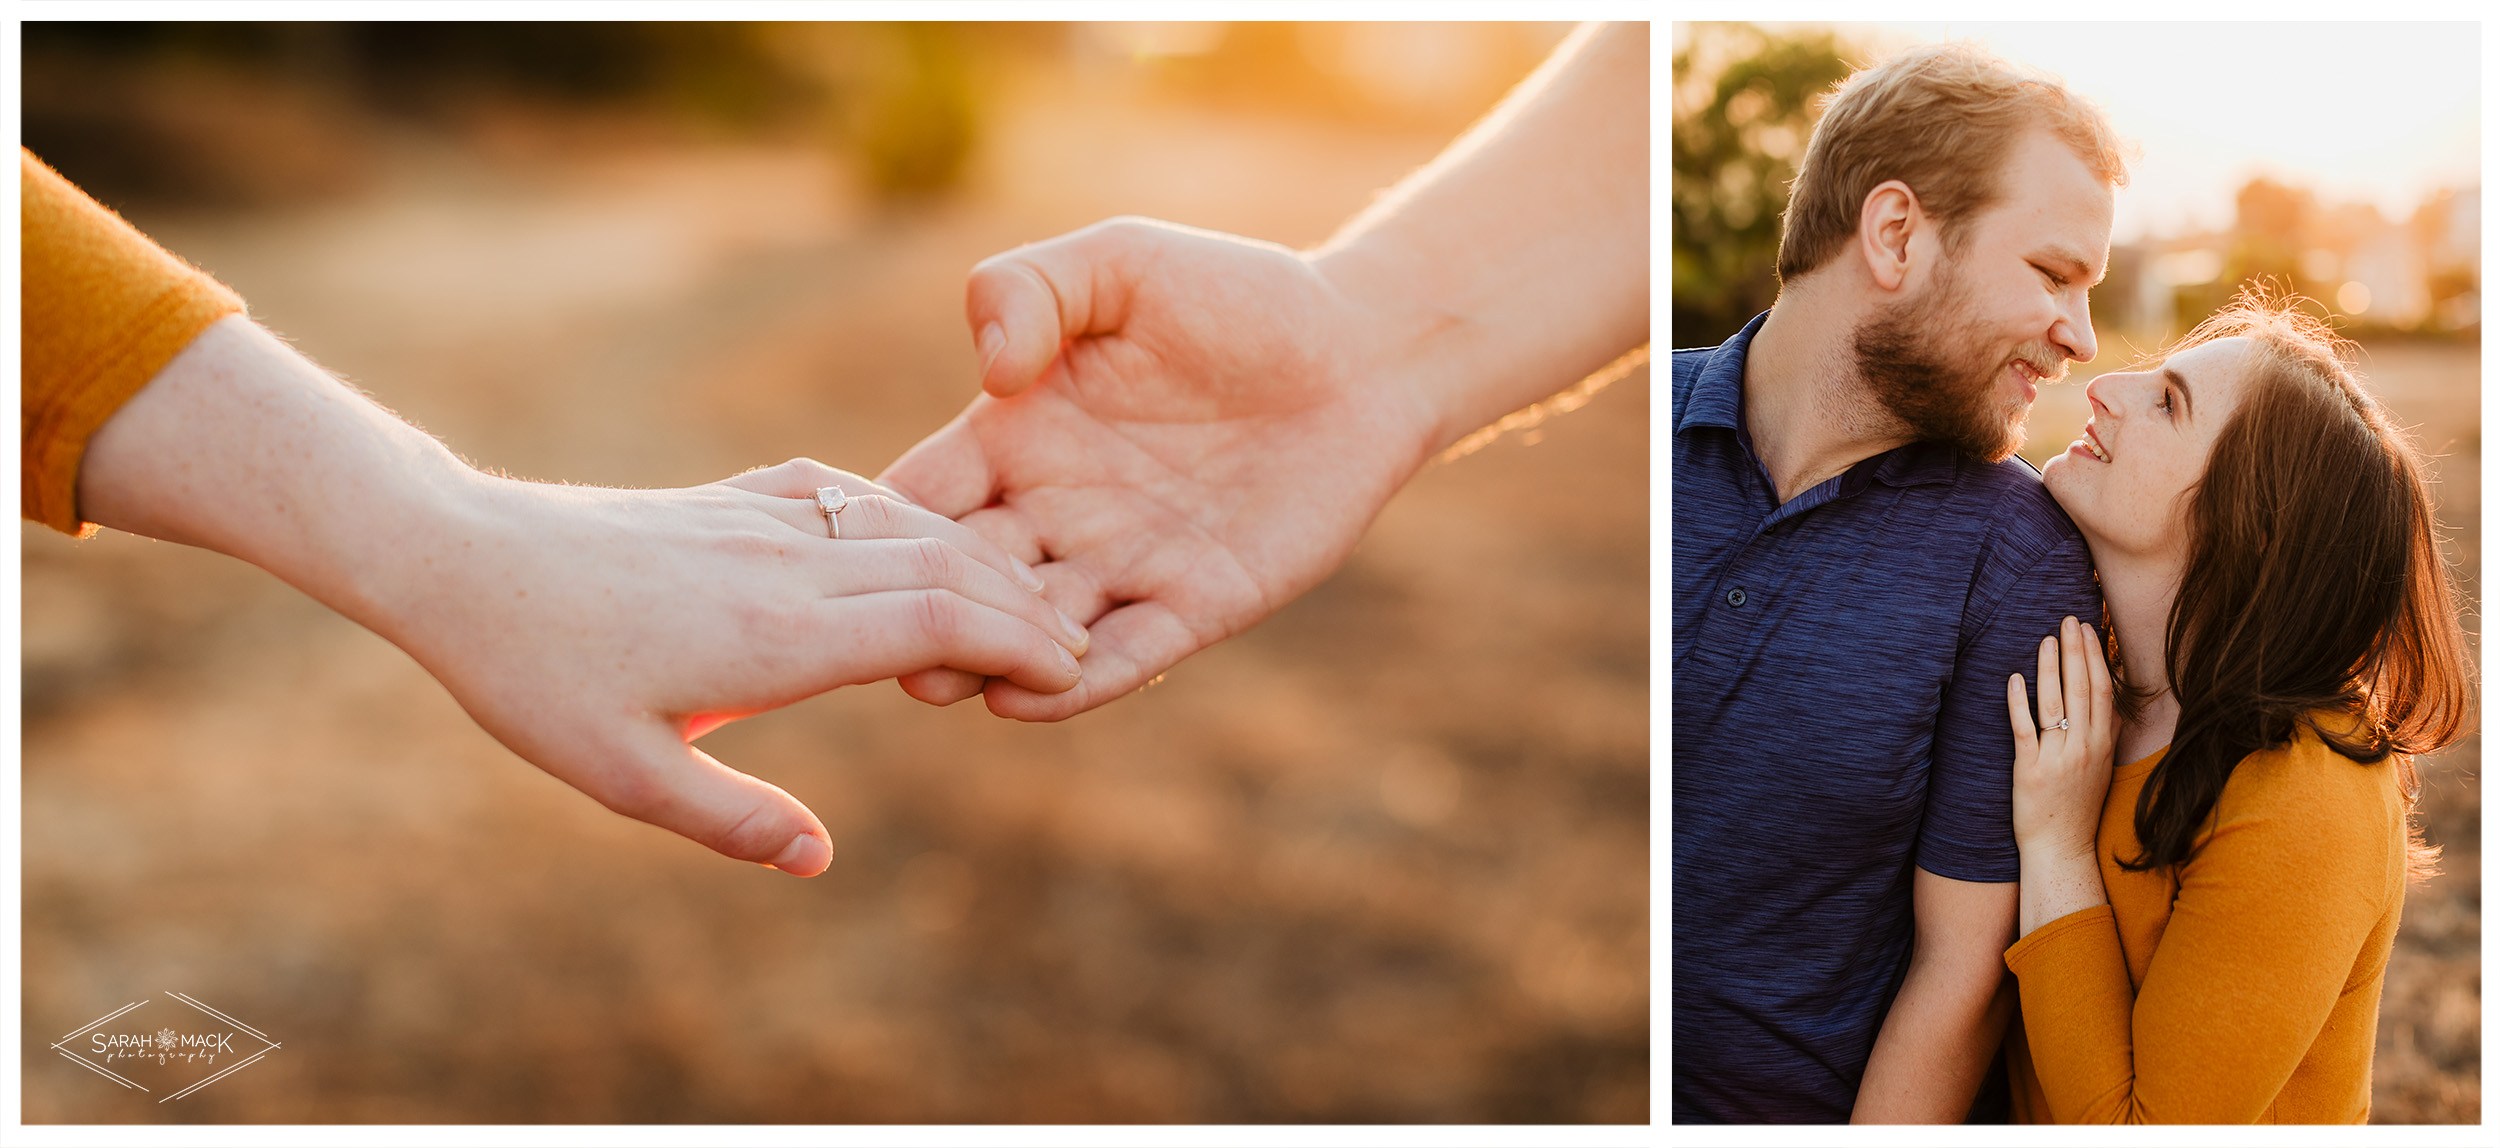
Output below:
[2067,420,2111,463]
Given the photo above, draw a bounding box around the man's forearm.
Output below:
[1853,869,2020,1123]
[1852,946,2016,1123]
[1307,21,1650,453]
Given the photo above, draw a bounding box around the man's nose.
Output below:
[2054,297,2098,365]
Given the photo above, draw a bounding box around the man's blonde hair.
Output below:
[1776,42,2130,283]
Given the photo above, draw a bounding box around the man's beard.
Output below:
[1851,269,2033,463]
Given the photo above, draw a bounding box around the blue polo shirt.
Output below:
[1671,313,2101,1123]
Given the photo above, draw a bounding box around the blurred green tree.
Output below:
[20,22,999,209]
[1671,23,1855,349]
[833,24,980,200]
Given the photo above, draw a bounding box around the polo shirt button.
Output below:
[1726,587,1748,607]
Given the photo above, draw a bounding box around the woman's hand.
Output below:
[378,457,1091,877]
[2006,615,2118,937]
[2008,616,2118,855]
[79,317,1088,878]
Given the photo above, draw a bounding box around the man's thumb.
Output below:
[966,219,1157,398]
[966,257,1071,398]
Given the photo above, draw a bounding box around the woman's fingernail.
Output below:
[1056,608,1090,653]
[1056,642,1083,679]
[771,833,830,876]
[978,323,1006,377]
[1013,555,1046,592]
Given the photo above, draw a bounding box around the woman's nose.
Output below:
[2083,373,2112,416]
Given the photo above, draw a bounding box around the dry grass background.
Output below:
[19,37,1649,1124]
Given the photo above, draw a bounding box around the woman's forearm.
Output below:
[2017,844,2110,938]
[76,313,483,643]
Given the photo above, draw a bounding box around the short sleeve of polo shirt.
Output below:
[1914,484,2101,882]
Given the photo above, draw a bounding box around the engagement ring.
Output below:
[815,486,849,538]
[2044,717,2070,732]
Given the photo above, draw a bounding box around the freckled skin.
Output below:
[2042,338,2255,559]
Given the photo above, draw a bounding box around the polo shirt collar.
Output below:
[1673,311,1764,436]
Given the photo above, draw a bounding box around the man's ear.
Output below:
[1856,180,1924,294]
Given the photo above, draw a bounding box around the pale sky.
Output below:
[1830,22,2480,242]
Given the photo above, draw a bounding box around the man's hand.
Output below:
[881,24,1647,720]
[879,218,1443,719]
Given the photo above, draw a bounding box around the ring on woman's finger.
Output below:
[2043,717,2070,732]
[814,486,850,539]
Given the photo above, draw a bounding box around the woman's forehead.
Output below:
[2166,336,2254,379]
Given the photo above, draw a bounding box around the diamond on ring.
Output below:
[815,486,849,538]
[2045,717,2070,732]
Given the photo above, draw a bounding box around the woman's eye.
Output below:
[2038,265,2066,288]
[2158,389,2174,415]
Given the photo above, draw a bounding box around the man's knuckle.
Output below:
[1097,215,1163,249]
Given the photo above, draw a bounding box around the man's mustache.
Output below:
[2012,346,2069,384]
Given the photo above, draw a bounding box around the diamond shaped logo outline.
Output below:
[49,991,282,1103]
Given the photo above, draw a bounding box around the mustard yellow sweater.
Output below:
[2004,721,2409,1123]
[21,148,246,535]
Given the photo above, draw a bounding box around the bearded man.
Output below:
[1670,43,2126,1123]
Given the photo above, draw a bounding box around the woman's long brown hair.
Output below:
[2121,291,2475,876]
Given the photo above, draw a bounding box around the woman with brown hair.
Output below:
[2001,291,2473,1123]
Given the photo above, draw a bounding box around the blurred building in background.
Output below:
[2103,181,2480,346]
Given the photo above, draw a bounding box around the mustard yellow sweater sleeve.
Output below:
[2004,731,2404,1122]
[21,148,247,536]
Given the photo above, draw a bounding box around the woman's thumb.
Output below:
[576,728,833,877]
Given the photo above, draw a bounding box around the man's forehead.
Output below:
[1977,138,2116,261]
[1990,131,2110,226]
[1970,201,2113,266]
